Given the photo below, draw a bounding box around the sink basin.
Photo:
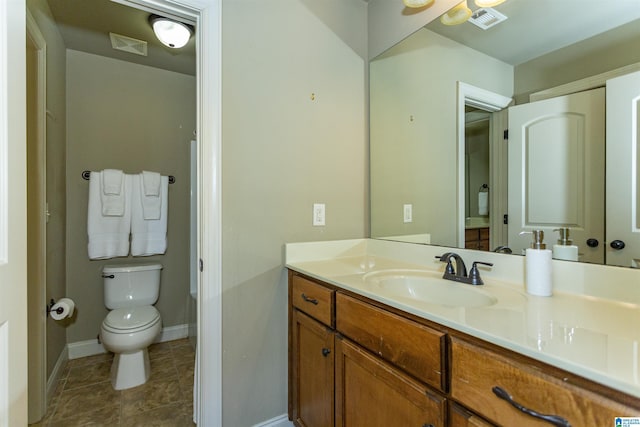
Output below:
[363,269,498,308]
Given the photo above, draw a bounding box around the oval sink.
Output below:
[363,269,498,308]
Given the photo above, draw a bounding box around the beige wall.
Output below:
[222,0,367,423]
[370,28,513,246]
[27,0,68,379]
[65,50,195,343]
[514,19,640,103]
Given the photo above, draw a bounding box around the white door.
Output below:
[0,1,29,426]
[508,88,605,263]
[606,70,640,267]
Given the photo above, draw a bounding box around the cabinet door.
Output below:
[335,337,445,427]
[292,310,335,427]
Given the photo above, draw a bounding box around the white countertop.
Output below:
[285,239,640,399]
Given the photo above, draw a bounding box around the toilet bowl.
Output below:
[100,263,163,390]
[100,306,162,390]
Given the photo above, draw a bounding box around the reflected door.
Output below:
[606,71,640,268]
[508,88,605,263]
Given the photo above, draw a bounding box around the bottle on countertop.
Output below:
[520,230,553,297]
[552,227,579,262]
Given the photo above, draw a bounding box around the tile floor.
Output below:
[32,338,196,427]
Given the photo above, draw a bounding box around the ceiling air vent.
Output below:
[109,33,148,57]
[468,8,507,30]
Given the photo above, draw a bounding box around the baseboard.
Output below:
[46,345,69,406]
[252,414,293,427]
[67,323,190,360]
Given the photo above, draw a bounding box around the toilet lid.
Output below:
[104,306,160,331]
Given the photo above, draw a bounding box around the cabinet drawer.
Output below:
[292,275,334,327]
[336,293,446,392]
[451,337,640,426]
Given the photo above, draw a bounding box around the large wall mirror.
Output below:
[370,1,640,268]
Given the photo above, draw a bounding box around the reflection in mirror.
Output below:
[370,1,640,268]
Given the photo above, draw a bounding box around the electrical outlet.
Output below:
[313,203,325,226]
[403,204,412,223]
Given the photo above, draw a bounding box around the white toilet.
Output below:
[100,263,163,390]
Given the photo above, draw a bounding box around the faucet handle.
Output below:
[468,261,494,285]
[435,254,456,275]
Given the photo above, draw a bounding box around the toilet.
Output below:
[99,263,163,390]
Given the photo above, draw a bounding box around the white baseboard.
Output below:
[46,345,69,406]
[67,323,190,360]
[252,414,293,427]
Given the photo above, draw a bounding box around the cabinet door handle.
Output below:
[321,348,331,357]
[301,293,319,305]
[492,386,570,427]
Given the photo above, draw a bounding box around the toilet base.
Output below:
[110,349,151,390]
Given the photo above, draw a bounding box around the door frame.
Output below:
[456,82,512,248]
[26,9,47,423]
[102,0,223,424]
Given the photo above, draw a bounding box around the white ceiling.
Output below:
[424,0,640,66]
[46,0,196,75]
[44,0,640,74]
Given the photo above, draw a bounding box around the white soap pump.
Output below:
[552,227,579,261]
[520,230,553,296]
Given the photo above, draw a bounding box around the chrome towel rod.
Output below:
[82,170,175,184]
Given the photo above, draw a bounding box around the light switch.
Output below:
[313,203,325,226]
[403,204,412,223]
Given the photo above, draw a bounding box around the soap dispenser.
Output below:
[520,230,553,296]
[552,227,579,261]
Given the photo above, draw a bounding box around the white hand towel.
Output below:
[88,172,132,259]
[137,172,162,220]
[100,169,125,216]
[478,191,489,216]
[102,169,123,195]
[131,174,168,256]
[142,170,161,197]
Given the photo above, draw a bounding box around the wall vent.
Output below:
[468,8,507,30]
[109,33,148,57]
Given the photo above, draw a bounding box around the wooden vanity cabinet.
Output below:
[288,271,640,427]
[464,227,489,251]
[290,274,336,427]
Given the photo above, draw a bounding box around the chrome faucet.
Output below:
[435,252,493,285]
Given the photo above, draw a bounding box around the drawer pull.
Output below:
[492,386,571,427]
[301,293,319,305]
[321,348,331,357]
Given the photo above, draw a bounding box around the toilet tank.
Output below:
[103,263,162,309]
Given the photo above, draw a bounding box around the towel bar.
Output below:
[82,170,175,184]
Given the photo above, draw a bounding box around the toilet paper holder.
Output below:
[46,298,65,317]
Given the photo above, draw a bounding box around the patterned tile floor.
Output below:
[32,338,196,427]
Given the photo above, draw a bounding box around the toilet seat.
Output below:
[102,305,160,334]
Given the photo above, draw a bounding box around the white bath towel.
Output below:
[138,172,162,220]
[478,191,489,216]
[87,172,132,259]
[142,170,161,197]
[100,169,125,216]
[131,174,168,256]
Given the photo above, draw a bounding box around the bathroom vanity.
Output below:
[286,239,640,427]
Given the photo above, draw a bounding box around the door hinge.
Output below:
[503,214,508,225]
[503,129,508,140]
[199,258,203,272]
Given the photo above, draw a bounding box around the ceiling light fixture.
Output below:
[474,0,507,7]
[403,0,435,8]
[149,14,193,49]
[440,0,472,25]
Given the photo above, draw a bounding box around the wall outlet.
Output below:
[313,203,326,226]
[403,204,412,223]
